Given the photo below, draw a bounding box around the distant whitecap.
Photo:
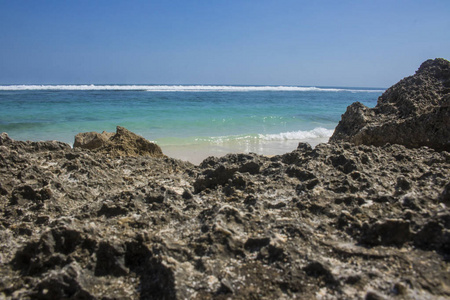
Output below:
[0,84,384,93]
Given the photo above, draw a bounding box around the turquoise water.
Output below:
[0,85,383,163]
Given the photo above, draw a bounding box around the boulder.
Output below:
[73,126,164,157]
[0,132,13,145]
[330,58,450,151]
[73,131,114,150]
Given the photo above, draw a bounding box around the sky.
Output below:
[0,0,449,87]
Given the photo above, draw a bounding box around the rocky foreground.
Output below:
[0,59,449,299]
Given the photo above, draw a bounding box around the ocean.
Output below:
[0,85,383,164]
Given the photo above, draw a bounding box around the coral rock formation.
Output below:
[1,136,449,299]
[74,126,164,157]
[330,58,450,151]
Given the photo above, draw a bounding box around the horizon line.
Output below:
[0,83,387,90]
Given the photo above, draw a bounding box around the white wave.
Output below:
[259,128,334,141]
[193,127,334,144]
[0,84,148,91]
[0,84,384,93]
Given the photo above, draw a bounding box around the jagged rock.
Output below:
[359,219,411,247]
[440,182,450,205]
[0,132,13,145]
[74,126,164,157]
[32,262,95,299]
[303,261,338,286]
[0,135,448,299]
[330,58,450,151]
[0,132,71,152]
[73,131,114,150]
[414,220,450,256]
[95,241,128,276]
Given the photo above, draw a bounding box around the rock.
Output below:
[30,140,72,152]
[0,138,448,298]
[392,282,408,296]
[244,237,271,252]
[303,261,338,286]
[330,58,450,151]
[73,131,114,150]
[32,262,94,299]
[11,185,38,205]
[12,226,84,276]
[414,220,450,255]
[330,153,358,174]
[0,132,13,145]
[440,182,450,205]
[360,219,411,247]
[365,290,387,300]
[74,126,164,157]
[97,203,128,217]
[286,166,316,180]
[95,241,128,276]
[0,132,71,152]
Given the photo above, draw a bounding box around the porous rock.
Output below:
[74,126,164,157]
[330,58,450,151]
[73,131,114,150]
[1,133,449,299]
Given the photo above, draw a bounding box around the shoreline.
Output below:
[1,131,331,165]
[160,137,330,164]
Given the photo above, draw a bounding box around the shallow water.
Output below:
[0,85,383,163]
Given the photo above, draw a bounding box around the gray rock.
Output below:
[0,136,448,299]
[330,58,450,151]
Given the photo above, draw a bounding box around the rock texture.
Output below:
[330,58,450,151]
[1,132,449,299]
[74,126,164,158]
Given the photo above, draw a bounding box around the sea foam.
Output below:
[259,127,334,140]
[193,127,334,144]
[0,85,384,93]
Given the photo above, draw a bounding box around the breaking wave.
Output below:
[259,127,334,141]
[192,127,334,144]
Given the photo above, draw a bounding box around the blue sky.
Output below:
[0,0,449,87]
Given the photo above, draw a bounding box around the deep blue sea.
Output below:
[0,85,383,163]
